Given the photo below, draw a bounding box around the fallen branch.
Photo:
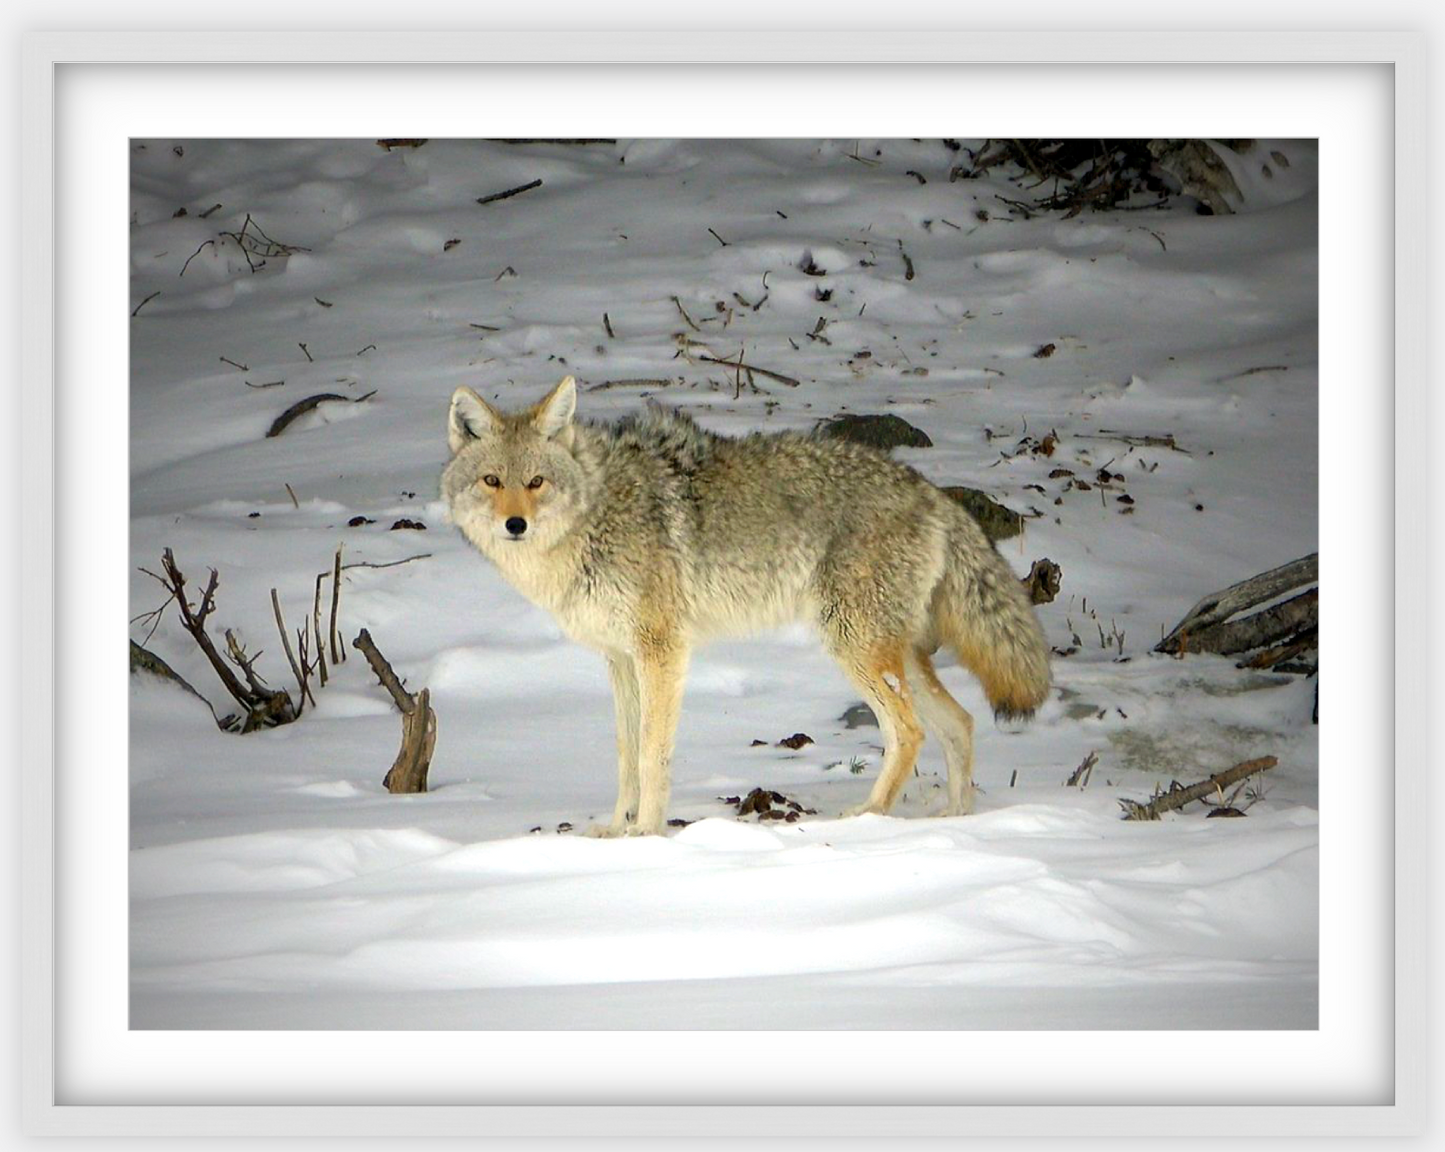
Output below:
[266,392,362,438]
[1119,756,1278,821]
[476,178,543,205]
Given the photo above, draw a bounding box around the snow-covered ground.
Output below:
[129,138,1318,1029]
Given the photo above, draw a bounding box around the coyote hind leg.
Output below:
[906,646,976,816]
[831,639,925,817]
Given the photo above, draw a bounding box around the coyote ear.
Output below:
[532,376,577,441]
[449,386,498,455]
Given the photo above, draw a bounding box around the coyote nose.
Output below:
[505,516,528,537]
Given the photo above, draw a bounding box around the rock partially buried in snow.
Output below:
[818,413,933,450]
[940,486,1024,541]
[839,702,878,729]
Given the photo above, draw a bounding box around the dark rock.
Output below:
[819,413,932,451]
[839,702,878,729]
[940,486,1024,541]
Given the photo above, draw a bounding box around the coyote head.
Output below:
[441,376,586,550]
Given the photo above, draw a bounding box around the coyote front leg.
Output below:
[632,644,689,835]
[587,653,641,837]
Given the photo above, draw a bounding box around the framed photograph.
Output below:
[19,22,1426,1141]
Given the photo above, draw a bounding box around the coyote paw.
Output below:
[842,801,887,819]
[583,822,628,839]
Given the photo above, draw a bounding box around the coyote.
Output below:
[442,377,1050,836]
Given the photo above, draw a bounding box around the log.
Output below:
[1119,756,1278,821]
[1156,553,1317,656]
[1168,588,1317,657]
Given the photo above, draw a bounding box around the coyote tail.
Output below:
[932,519,1052,721]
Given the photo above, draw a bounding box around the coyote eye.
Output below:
[526,475,544,490]
[482,474,501,488]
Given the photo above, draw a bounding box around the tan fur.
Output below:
[442,377,1051,834]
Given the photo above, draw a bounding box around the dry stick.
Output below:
[284,483,300,509]
[271,589,315,710]
[491,138,616,146]
[586,378,677,392]
[671,296,701,333]
[603,312,616,339]
[179,240,216,276]
[695,354,800,387]
[1077,430,1189,453]
[132,291,161,317]
[329,546,344,664]
[298,342,313,362]
[312,574,328,687]
[897,240,915,281]
[1119,756,1279,821]
[340,554,432,571]
[476,178,543,205]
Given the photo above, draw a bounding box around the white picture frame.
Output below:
[17,22,1429,1142]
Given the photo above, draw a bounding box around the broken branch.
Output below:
[1120,757,1279,821]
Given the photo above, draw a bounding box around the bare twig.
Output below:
[671,296,701,333]
[179,239,216,276]
[586,378,678,392]
[1065,751,1098,787]
[271,589,315,710]
[695,354,800,387]
[131,291,161,317]
[340,554,432,571]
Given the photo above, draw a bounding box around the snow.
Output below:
[130,138,1318,1030]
